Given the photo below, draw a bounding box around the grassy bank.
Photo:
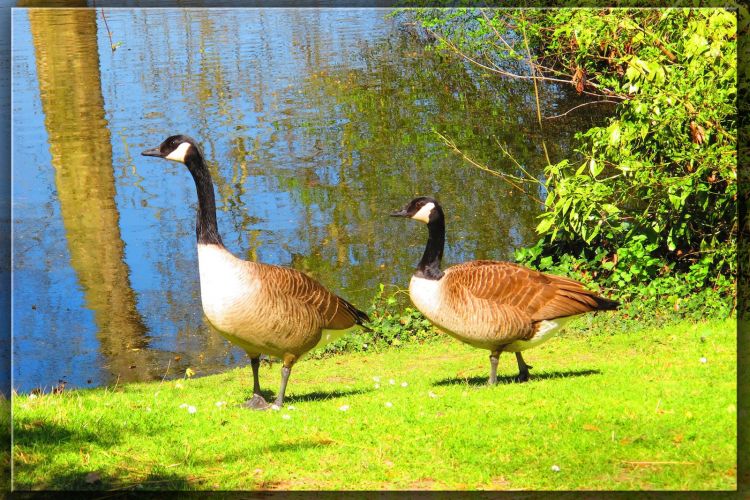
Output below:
[1,395,9,494]
[12,318,735,491]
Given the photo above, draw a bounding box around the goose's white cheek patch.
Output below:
[411,202,435,224]
[166,142,191,163]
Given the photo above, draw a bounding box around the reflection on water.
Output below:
[25,9,159,385]
[11,9,608,392]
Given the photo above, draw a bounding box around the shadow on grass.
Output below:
[13,419,122,448]
[433,368,602,387]
[12,468,192,492]
[285,387,372,404]
[239,387,372,406]
[266,438,336,454]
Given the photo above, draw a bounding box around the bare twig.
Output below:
[160,358,172,385]
[520,13,551,166]
[420,15,628,101]
[545,100,620,120]
[635,24,679,61]
[434,130,545,205]
[492,137,542,185]
[98,7,117,52]
[424,26,571,86]
[479,9,517,56]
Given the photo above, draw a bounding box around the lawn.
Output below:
[11,318,736,491]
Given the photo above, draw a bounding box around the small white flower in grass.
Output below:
[700,357,707,364]
[551,465,560,472]
[374,383,380,389]
[175,381,184,389]
[363,343,368,349]
[282,414,291,420]
[428,391,438,399]
[339,404,350,411]
[271,404,281,411]
[179,403,188,409]
[29,394,37,400]
[287,405,296,411]
[384,402,393,408]
[373,376,380,382]
[215,401,226,407]
[389,379,395,385]
[401,381,408,387]
[187,406,197,414]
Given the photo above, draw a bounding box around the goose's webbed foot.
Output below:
[242,393,271,411]
[514,352,532,383]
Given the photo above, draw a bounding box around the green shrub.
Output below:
[310,284,439,358]
[403,8,737,319]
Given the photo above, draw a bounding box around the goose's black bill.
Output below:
[141,147,163,157]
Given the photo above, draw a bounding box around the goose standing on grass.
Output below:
[142,135,369,409]
[390,196,619,385]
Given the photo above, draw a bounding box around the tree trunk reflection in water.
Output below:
[28,8,158,385]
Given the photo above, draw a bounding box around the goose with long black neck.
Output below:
[391,196,619,385]
[142,135,369,410]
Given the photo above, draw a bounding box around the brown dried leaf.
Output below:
[572,66,587,94]
[689,121,706,145]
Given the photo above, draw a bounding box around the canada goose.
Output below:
[142,135,369,409]
[391,197,619,384]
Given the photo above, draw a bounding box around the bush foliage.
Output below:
[405,8,737,318]
[311,284,438,358]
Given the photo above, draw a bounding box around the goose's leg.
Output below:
[515,352,533,383]
[251,356,263,396]
[243,355,270,410]
[272,355,297,408]
[489,350,501,385]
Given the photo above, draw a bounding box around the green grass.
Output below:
[1,394,9,494]
[12,318,736,491]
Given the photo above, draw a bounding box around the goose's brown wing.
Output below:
[443,260,618,322]
[261,265,369,330]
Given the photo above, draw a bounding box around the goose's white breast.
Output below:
[409,275,443,321]
[196,244,259,322]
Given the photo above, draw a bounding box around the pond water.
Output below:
[11,8,606,393]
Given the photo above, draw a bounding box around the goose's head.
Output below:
[142,135,201,164]
[390,196,443,224]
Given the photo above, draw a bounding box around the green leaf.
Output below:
[536,216,554,235]
[667,231,676,251]
[625,65,640,82]
[608,122,621,146]
[601,203,620,215]
[669,194,682,209]
[589,158,603,177]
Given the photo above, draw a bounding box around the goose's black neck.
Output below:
[184,149,223,246]
[416,215,445,280]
